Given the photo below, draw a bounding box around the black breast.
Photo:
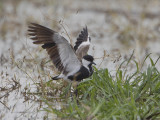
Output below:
[88,64,93,76]
[68,66,92,82]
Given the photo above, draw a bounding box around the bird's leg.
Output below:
[74,84,80,105]
[74,87,78,97]
[72,81,79,96]
[72,81,80,105]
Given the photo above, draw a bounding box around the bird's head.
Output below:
[82,55,96,66]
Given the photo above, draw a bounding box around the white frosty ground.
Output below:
[1,0,160,119]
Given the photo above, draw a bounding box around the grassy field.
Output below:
[1,0,160,119]
[24,53,160,120]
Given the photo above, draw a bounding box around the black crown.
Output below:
[83,55,94,62]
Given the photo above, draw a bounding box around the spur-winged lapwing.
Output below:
[28,23,95,83]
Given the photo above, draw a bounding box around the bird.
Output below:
[28,23,96,83]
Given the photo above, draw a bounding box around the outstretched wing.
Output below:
[28,23,81,75]
[74,27,91,60]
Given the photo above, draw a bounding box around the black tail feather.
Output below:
[52,75,60,80]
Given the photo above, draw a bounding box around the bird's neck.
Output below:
[82,59,90,69]
[83,63,93,75]
[82,59,93,74]
[88,64,93,75]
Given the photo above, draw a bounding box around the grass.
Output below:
[39,54,160,120]
[1,0,160,119]
[7,41,159,119]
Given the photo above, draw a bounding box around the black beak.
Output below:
[92,62,96,65]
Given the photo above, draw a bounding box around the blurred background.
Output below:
[0,0,160,119]
[1,0,160,69]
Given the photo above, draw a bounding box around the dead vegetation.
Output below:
[0,0,160,119]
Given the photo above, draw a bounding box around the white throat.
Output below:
[82,59,90,70]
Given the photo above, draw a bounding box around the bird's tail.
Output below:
[52,75,62,80]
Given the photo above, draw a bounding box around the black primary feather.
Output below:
[74,26,88,51]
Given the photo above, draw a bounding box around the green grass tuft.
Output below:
[42,55,160,120]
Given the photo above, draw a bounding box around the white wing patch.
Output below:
[52,33,82,75]
[58,43,81,76]
[76,36,90,60]
[76,36,90,50]
[74,27,91,60]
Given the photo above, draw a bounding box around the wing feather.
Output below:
[28,23,81,75]
[74,26,91,60]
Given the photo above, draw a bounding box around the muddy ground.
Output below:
[0,0,160,119]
